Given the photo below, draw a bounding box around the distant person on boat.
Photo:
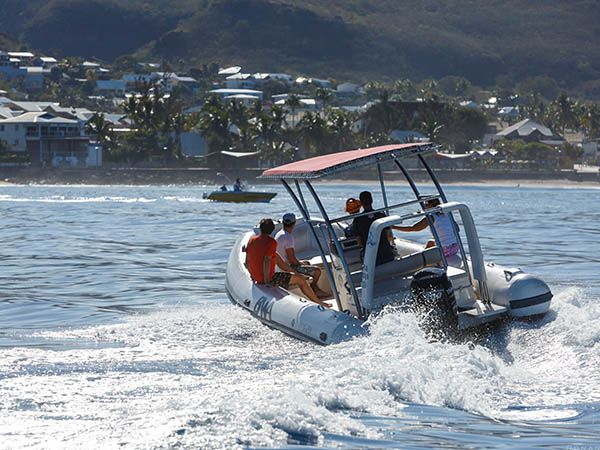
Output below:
[395,198,462,267]
[352,191,396,266]
[343,197,361,237]
[220,184,228,191]
[275,213,329,299]
[245,218,329,307]
[233,178,243,192]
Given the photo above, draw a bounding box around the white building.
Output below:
[0,112,91,166]
[209,88,263,100]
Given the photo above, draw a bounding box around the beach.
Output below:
[1,166,599,188]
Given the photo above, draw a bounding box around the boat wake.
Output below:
[1,286,598,448]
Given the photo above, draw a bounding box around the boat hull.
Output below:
[225,232,367,345]
[483,263,553,318]
[225,228,552,344]
[205,191,277,203]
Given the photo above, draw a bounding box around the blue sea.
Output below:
[0,182,599,449]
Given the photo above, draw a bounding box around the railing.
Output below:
[328,194,440,225]
[360,202,487,311]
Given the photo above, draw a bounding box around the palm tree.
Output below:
[85,113,116,157]
[196,96,232,167]
[392,79,414,101]
[549,92,577,134]
[417,110,444,143]
[364,80,385,100]
[315,87,333,114]
[420,79,440,102]
[581,103,600,139]
[286,94,302,128]
[255,105,290,165]
[296,111,330,156]
[327,109,358,152]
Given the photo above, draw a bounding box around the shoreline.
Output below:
[0,167,598,188]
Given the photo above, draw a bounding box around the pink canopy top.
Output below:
[260,142,433,179]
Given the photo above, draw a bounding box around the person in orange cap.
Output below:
[343,197,361,237]
[345,197,361,215]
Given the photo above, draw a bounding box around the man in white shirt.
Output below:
[395,199,462,267]
[275,213,328,298]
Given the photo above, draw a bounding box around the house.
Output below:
[179,132,207,157]
[4,101,59,113]
[34,56,58,68]
[218,66,242,76]
[0,112,91,166]
[209,88,263,101]
[497,106,520,123]
[225,73,257,89]
[44,105,95,126]
[432,151,471,170]
[459,100,481,110]
[96,79,127,97]
[274,98,318,125]
[224,94,261,107]
[7,51,35,64]
[21,67,49,90]
[0,51,25,81]
[295,77,331,88]
[494,118,563,145]
[336,82,362,96]
[253,73,293,84]
[154,72,199,93]
[389,130,428,143]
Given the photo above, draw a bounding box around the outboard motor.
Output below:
[410,267,458,331]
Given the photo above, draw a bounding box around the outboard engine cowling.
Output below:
[410,268,456,313]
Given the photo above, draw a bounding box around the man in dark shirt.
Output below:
[352,191,395,266]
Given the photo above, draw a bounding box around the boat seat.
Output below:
[375,247,443,281]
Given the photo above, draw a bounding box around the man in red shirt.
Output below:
[245,218,329,307]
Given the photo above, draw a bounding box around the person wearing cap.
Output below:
[245,218,328,306]
[352,191,396,266]
[275,213,329,299]
[343,197,361,237]
[395,198,462,267]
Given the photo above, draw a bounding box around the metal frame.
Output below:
[271,149,488,318]
[281,179,343,311]
[304,180,364,317]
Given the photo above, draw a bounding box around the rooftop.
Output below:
[0,111,78,124]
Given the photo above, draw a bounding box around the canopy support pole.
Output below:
[393,156,448,267]
[377,162,389,213]
[304,180,364,318]
[294,179,309,217]
[281,179,342,311]
[418,153,447,202]
[393,157,420,198]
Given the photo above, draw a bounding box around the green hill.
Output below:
[1,0,599,93]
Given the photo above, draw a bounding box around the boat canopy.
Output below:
[259,143,434,179]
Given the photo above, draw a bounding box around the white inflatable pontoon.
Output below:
[225,143,553,344]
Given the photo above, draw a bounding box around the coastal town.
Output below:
[1,48,599,182]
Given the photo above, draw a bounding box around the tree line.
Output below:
[85,83,494,166]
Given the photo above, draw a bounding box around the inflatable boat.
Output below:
[225,143,553,344]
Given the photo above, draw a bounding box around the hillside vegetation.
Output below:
[1,0,599,93]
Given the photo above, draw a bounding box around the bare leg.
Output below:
[309,267,328,297]
[291,274,330,307]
